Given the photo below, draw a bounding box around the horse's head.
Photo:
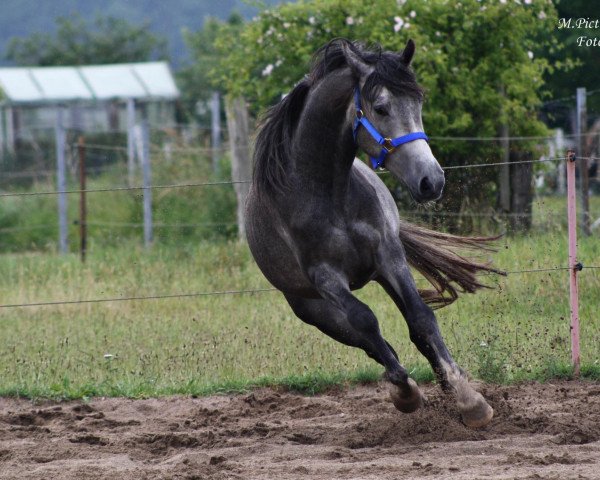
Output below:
[343,40,444,203]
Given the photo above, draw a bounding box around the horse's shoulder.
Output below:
[351,159,397,203]
[350,159,400,232]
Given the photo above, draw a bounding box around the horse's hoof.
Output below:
[459,392,494,428]
[389,378,425,413]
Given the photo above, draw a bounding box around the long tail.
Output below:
[398,221,505,309]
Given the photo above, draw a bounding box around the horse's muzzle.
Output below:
[416,172,444,202]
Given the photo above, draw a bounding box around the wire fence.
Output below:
[0,136,598,313]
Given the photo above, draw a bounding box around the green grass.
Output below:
[1,180,599,398]
[0,214,599,399]
[3,141,600,399]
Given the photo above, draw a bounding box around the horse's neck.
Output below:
[292,71,357,196]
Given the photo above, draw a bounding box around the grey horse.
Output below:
[245,39,499,428]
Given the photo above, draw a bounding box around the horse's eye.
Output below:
[374,105,389,116]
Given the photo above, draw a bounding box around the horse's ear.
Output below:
[342,42,370,78]
[400,39,416,66]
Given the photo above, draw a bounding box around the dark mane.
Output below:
[253,39,423,197]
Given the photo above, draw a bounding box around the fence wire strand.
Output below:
[0,180,250,198]
[0,288,278,309]
[1,266,598,309]
[0,155,585,199]
[442,156,565,170]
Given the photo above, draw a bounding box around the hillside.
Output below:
[0,0,283,67]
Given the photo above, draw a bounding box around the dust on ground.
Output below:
[1,380,599,479]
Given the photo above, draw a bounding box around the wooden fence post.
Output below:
[498,123,511,213]
[78,136,87,262]
[555,129,566,195]
[510,152,533,231]
[0,106,5,162]
[566,149,580,377]
[498,86,510,216]
[225,96,251,240]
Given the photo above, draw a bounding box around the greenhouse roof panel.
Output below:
[31,66,93,101]
[0,69,45,102]
[0,62,179,104]
[130,63,179,98]
[79,64,148,99]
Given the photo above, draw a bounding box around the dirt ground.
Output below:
[1,380,599,480]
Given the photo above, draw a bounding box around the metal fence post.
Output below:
[126,98,136,187]
[211,91,222,175]
[5,107,15,154]
[55,106,68,254]
[141,115,153,247]
[576,87,591,235]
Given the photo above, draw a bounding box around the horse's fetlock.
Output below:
[386,369,409,387]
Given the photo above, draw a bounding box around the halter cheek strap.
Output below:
[352,87,429,169]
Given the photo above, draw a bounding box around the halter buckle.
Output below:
[382,138,395,153]
[356,109,364,119]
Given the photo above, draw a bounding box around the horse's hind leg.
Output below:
[285,293,400,362]
[285,285,424,413]
[376,247,493,428]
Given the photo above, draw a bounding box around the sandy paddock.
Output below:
[1,380,599,479]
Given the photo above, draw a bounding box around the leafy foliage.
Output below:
[6,13,168,66]
[177,13,245,122]
[212,0,559,214]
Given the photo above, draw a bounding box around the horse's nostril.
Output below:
[420,176,433,194]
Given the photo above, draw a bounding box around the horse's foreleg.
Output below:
[296,265,425,413]
[376,246,493,428]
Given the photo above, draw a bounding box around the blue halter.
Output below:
[352,87,429,169]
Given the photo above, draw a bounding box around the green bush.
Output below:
[0,152,238,253]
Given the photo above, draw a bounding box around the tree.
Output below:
[212,0,560,230]
[5,13,167,66]
[177,13,244,123]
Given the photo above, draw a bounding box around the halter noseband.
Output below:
[352,87,428,169]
